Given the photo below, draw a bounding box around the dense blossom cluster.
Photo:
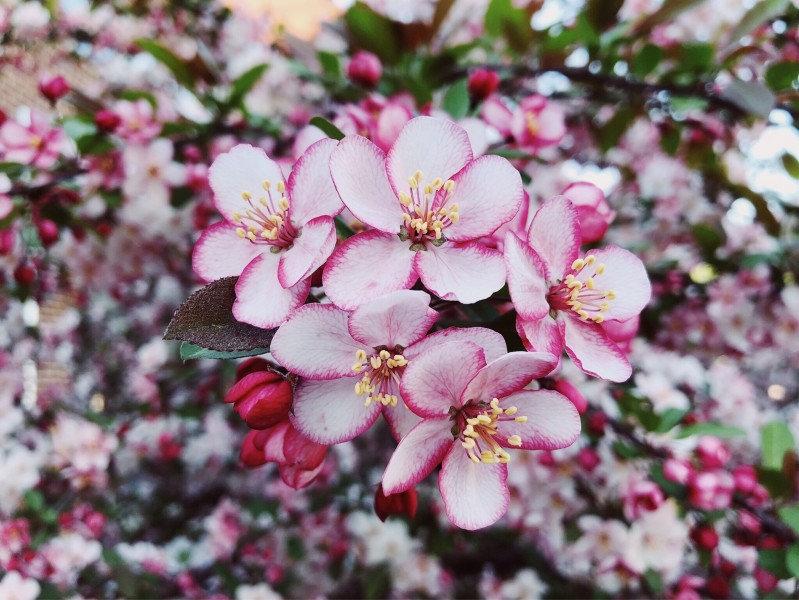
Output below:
[1,0,799,597]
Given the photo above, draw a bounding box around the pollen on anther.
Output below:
[572,258,585,271]
[276,181,285,193]
[508,435,522,447]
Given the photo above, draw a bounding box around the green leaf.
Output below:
[679,43,714,72]
[762,421,795,470]
[488,147,535,160]
[643,568,663,594]
[309,116,345,140]
[766,61,799,91]
[334,216,356,240]
[759,547,791,579]
[634,0,704,33]
[62,116,97,140]
[136,39,194,88]
[632,44,663,79]
[598,106,633,152]
[674,422,745,439]
[442,79,470,120]
[544,14,599,52]
[228,63,269,106]
[719,80,776,117]
[485,0,536,52]
[656,408,689,433]
[725,0,790,49]
[179,342,269,361]
[24,489,45,512]
[317,51,341,80]
[778,505,799,534]
[787,544,799,579]
[782,153,799,179]
[345,3,401,64]
[163,277,276,352]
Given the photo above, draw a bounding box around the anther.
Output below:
[276,181,285,193]
[508,435,522,447]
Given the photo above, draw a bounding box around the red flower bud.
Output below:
[225,369,292,430]
[690,524,719,551]
[36,219,59,247]
[468,69,500,102]
[39,75,70,102]
[240,430,268,468]
[95,109,121,133]
[347,51,382,88]
[375,484,418,522]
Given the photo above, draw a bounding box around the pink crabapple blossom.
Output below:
[0,110,66,169]
[504,195,651,382]
[323,116,524,309]
[482,94,566,152]
[270,289,509,443]
[192,140,343,328]
[380,339,580,530]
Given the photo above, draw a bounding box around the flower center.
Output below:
[455,398,527,464]
[526,113,539,136]
[351,347,408,408]
[233,179,298,250]
[547,254,616,324]
[397,170,459,246]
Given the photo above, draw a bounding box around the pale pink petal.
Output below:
[323,230,417,310]
[415,242,505,304]
[192,222,262,282]
[527,195,580,277]
[277,216,336,288]
[261,422,288,463]
[503,232,550,320]
[534,103,567,144]
[561,315,631,382]
[286,138,343,224]
[516,316,564,358]
[386,117,473,195]
[381,418,453,495]
[400,341,486,416]
[382,398,423,441]
[495,390,581,450]
[270,304,363,380]
[209,144,284,223]
[406,327,507,362]
[347,290,437,348]
[439,446,509,530]
[446,155,523,241]
[481,96,513,135]
[280,460,325,489]
[232,254,310,329]
[329,135,403,232]
[603,315,639,343]
[290,377,382,444]
[576,246,651,321]
[375,104,413,151]
[461,351,557,404]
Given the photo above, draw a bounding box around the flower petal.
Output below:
[504,232,550,320]
[282,423,328,470]
[290,377,382,444]
[415,242,505,304]
[527,195,580,277]
[323,230,417,310]
[347,290,437,348]
[192,222,262,282]
[386,117,473,195]
[446,155,523,241]
[277,216,336,288]
[461,351,558,404]
[329,135,403,232]
[400,340,486,417]
[495,390,581,450]
[382,398,423,441]
[561,315,631,382]
[516,315,564,359]
[577,246,651,321]
[406,327,507,363]
[233,254,309,329]
[286,138,343,224]
[270,303,362,380]
[439,446,509,530]
[381,418,453,495]
[209,144,284,223]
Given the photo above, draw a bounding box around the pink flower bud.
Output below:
[36,218,59,247]
[577,447,600,472]
[732,464,758,494]
[688,470,735,510]
[38,75,70,102]
[695,436,730,469]
[468,69,500,102]
[347,50,382,87]
[375,485,418,522]
[755,566,779,592]
[623,479,664,520]
[94,109,121,133]
[690,524,719,550]
[553,379,587,414]
[561,182,615,243]
[663,458,693,484]
[225,369,292,430]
